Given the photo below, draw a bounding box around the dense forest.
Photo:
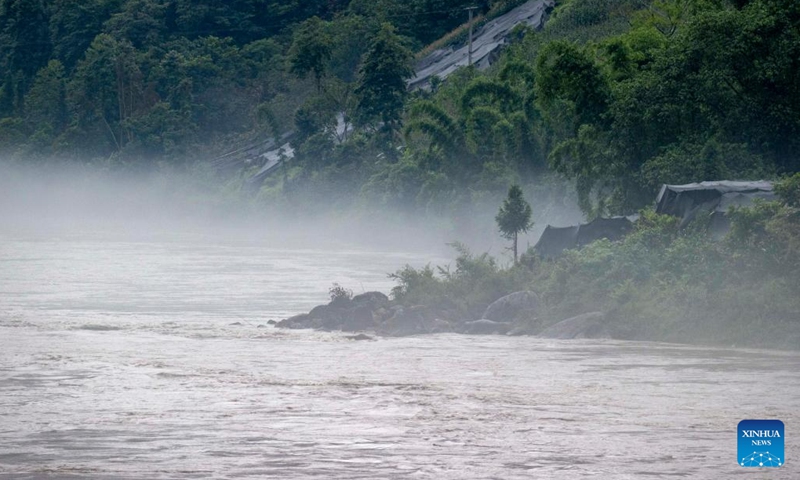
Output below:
[1,0,797,219]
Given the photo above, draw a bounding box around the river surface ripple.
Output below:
[1,236,798,479]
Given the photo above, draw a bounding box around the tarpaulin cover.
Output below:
[534,217,634,259]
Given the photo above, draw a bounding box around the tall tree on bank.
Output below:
[354,23,413,137]
[496,184,533,263]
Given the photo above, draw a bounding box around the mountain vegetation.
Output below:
[2,0,795,219]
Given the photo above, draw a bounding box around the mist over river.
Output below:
[1,234,799,479]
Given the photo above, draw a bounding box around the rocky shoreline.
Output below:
[276,290,610,340]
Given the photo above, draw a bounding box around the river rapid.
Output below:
[1,234,798,479]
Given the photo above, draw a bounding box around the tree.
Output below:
[67,34,143,153]
[287,16,331,91]
[535,41,609,134]
[49,0,120,71]
[354,23,413,134]
[24,59,67,136]
[496,184,533,263]
[0,0,52,115]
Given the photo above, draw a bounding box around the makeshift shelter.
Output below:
[655,181,776,235]
[534,216,634,259]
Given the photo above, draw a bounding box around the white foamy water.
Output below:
[1,235,799,479]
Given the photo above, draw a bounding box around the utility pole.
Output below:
[466,6,478,66]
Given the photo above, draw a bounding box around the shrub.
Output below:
[328,283,353,302]
[775,173,800,208]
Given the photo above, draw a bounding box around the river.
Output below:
[1,234,798,479]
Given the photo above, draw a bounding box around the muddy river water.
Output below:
[1,235,798,479]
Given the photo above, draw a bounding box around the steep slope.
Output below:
[411,0,554,90]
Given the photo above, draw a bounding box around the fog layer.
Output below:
[0,162,583,258]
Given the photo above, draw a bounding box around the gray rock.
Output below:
[464,319,512,335]
[277,313,312,329]
[345,333,374,341]
[482,291,540,322]
[506,325,535,336]
[373,307,390,323]
[379,307,425,336]
[427,318,454,334]
[315,307,345,331]
[309,304,333,318]
[538,312,608,339]
[76,324,122,331]
[352,291,389,308]
[329,295,352,309]
[340,303,377,332]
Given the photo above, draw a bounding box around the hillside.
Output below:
[0,0,516,164]
[1,0,798,221]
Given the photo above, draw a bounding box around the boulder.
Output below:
[345,333,374,341]
[311,305,345,331]
[329,295,353,309]
[506,325,535,336]
[340,303,377,332]
[482,291,540,323]
[379,307,425,336]
[277,313,313,329]
[538,312,609,339]
[464,319,512,335]
[352,291,389,309]
[278,303,346,331]
[373,307,391,323]
[427,318,455,334]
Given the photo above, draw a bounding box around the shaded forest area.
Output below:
[1,0,799,219]
[0,0,504,165]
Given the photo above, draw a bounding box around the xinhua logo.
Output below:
[738,419,784,467]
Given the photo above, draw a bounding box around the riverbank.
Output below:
[278,185,800,351]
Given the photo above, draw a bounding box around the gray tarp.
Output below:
[655,180,776,234]
[534,216,634,259]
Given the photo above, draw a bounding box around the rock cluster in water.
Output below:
[276,290,611,339]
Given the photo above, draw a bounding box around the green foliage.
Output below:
[535,40,609,132]
[391,207,800,348]
[348,0,491,48]
[25,60,67,135]
[329,282,353,302]
[354,23,414,134]
[390,242,533,319]
[641,138,772,188]
[287,17,331,90]
[0,0,52,116]
[49,0,120,71]
[67,33,139,153]
[775,173,800,208]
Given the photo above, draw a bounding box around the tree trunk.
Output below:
[513,231,518,264]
